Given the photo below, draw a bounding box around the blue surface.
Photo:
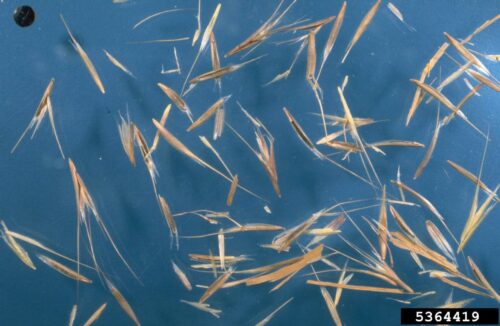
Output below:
[0,1,499,325]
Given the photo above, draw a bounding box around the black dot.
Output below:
[13,6,35,27]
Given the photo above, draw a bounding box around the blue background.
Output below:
[0,1,499,325]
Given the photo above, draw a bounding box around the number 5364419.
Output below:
[415,310,479,323]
